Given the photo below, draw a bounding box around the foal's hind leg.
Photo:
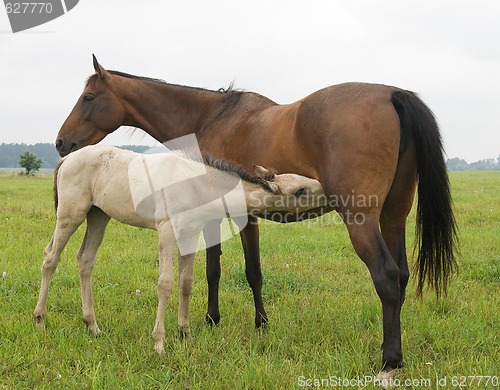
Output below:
[178,250,195,339]
[34,214,85,327]
[344,215,403,371]
[152,221,175,355]
[77,207,110,336]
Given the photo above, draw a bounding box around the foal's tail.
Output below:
[53,158,65,212]
[391,90,458,297]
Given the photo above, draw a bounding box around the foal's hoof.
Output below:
[89,325,101,337]
[83,319,101,337]
[178,326,191,340]
[153,342,165,355]
[34,314,46,330]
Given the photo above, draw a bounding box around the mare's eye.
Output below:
[83,94,94,102]
[295,188,305,196]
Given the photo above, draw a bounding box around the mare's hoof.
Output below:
[376,370,397,388]
[205,313,220,327]
[255,314,269,329]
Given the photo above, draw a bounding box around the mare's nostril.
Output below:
[55,139,63,151]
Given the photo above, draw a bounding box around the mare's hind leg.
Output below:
[77,206,110,336]
[381,144,417,305]
[380,221,409,306]
[344,214,403,371]
[34,213,86,327]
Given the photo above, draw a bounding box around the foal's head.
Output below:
[254,165,324,197]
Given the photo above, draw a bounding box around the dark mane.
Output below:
[86,70,166,86]
[109,70,167,84]
[86,70,242,96]
[85,71,245,120]
[202,155,274,193]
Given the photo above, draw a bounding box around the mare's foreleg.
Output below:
[235,215,268,328]
[77,207,110,336]
[204,216,267,328]
[203,219,222,326]
[152,221,175,355]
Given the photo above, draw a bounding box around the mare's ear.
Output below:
[92,54,107,79]
[253,165,276,180]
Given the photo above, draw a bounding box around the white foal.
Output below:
[33,145,325,354]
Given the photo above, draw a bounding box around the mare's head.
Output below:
[55,55,127,156]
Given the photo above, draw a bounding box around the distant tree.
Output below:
[446,157,470,171]
[19,151,43,175]
[469,158,497,171]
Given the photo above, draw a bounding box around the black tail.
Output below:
[392,90,458,297]
[53,158,65,212]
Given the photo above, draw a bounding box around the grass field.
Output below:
[0,172,498,389]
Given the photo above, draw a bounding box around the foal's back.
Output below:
[56,146,154,228]
[56,145,232,230]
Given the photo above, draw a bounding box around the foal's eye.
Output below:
[295,188,305,196]
[83,94,95,102]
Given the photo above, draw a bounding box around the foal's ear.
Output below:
[253,165,276,180]
[92,54,106,80]
[263,180,281,194]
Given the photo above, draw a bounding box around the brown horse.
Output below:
[54,55,457,371]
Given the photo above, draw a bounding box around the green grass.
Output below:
[0,172,499,389]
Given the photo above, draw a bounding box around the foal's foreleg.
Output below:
[152,222,175,355]
[178,251,195,339]
[77,207,110,336]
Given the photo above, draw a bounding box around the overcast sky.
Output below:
[1,0,498,162]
